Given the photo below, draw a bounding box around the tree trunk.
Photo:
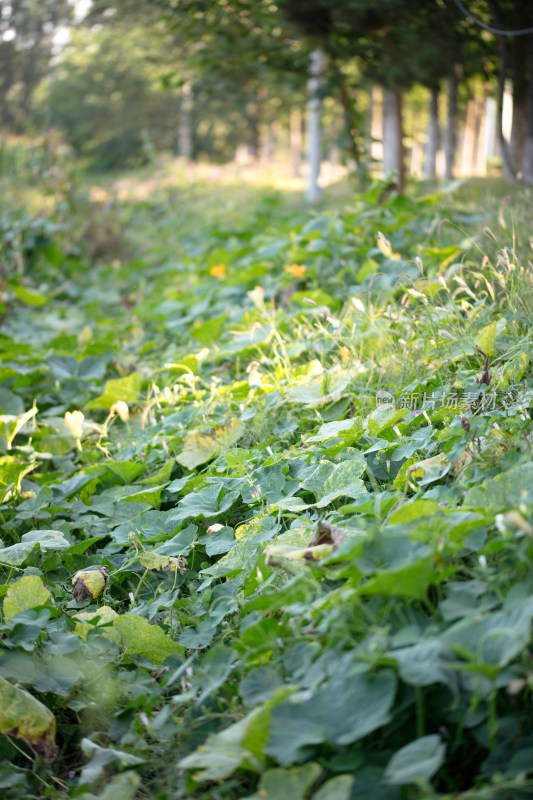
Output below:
[495,38,515,179]
[511,35,529,168]
[382,89,405,192]
[370,85,383,167]
[410,120,424,178]
[488,0,515,178]
[329,56,360,166]
[522,35,533,184]
[444,67,459,180]
[306,48,325,204]
[260,121,276,164]
[246,100,260,160]
[289,107,302,177]
[178,81,192,160]
[472,95,486,175]
[424,85,439,179]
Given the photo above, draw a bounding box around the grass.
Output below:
[0,144,533,800]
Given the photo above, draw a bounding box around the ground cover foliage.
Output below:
[1,164,533,799]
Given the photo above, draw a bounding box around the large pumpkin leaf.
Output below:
[0,674,57,759]
[384,735,446,785]
[113,614,183,664]
[3,575,51,621]
[176,418,244,469]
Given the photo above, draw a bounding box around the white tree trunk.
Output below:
[485,97,497,159]
[370,85,383,167]
[290,107,302,177]
[178,81,192,160]
[306,48,325,204]
[423,86,439,179]
[382,89,405,191]
[260,122,276,164]
[459,99,476,176]
[444,67,459,180]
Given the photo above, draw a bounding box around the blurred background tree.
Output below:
[1,0,533,184]
[0,0,72,131]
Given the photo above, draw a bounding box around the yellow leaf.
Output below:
[475,323,496,357]
[72,566,109,601]
[176,418,244,469]
[3,575,51,621]
[264,543,333,566]
[113,614,183,664]
[0,674,57,759]
[139,552,187,573]
[73,605,120,641]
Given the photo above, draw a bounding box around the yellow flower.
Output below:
[339,346,351,364]
[64,410,84,440]
[284,264,306,279]
[111,400,129,422]
[376,235,401,260]
[209,264,226,279]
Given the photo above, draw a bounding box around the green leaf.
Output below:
[191,314,228,345]
[359,556,434,600]
[0,674,57,759]
[170,483,239,524]
[388,639,455,687]
[463,462,533,510]
[12,284,48,307]
[0,540,35,566]
[178,708,261,781]
[0,455,35,496]
[302,455,367,507]
[441,596,533,667]
[113,614,183,664]
[140,459,174,485]
[107,461,146,484]
[204,526,235,556]
[21,529,70,551]
[240,667,283,707]
[266,668,396,764]
[258,763,322,800]
[179,689,292,781]
[388,499,440,525]
[176,418,244,469]
[271,496,311,512]
[311,775,355,800]
[79,739,145,787]
[404,453,449,487]
[3,575,51,621]
[306,418,361,443]
[367,405,406,436]
[201,516,280,577]
[87,372,144,410]
[384,735,446,785]
[76,771,140,800]
[119,484,167,508]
